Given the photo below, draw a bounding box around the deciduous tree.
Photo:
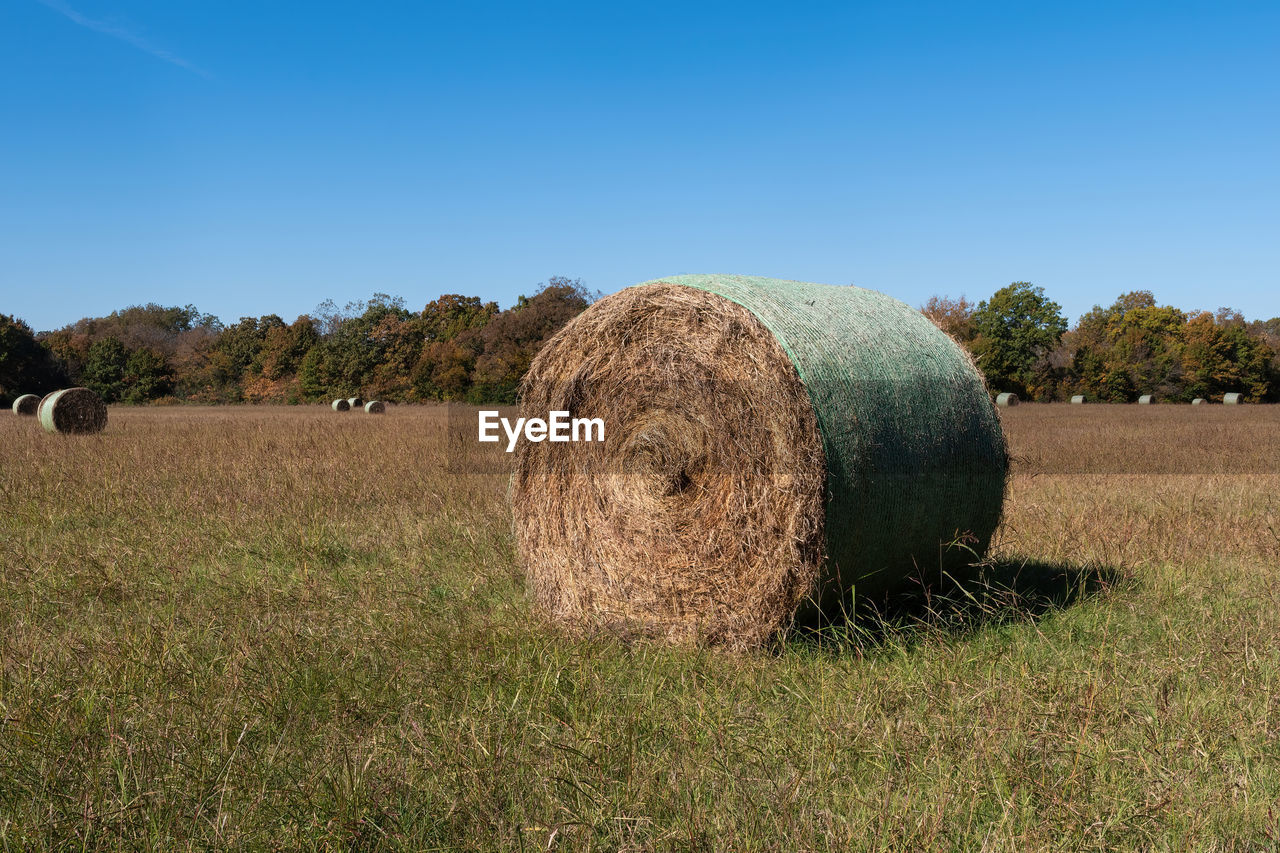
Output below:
[970,282,1067,399]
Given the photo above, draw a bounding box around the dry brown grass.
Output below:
[1,402,1278,849]
[991,401,1279,579]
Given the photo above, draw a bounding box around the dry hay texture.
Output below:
[996,392,1019,407]
[38,388,107,435]
[364,400,386,414]
[331,399,350,412]
[1071,395,1086,404]
[348,396,364,408]
[1139,394,1155,405]
[1223,392,1242,405]
[11,394,39,415]
[512,275,1009,649]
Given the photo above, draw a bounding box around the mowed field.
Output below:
[2,404,1279,851]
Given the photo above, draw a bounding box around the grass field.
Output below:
[2,403,1279,850]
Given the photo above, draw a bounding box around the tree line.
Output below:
[923,283,1279,402]
[0,278,591,406]
[2,278,1276,406]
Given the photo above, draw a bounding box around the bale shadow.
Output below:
[785,557,1130,655]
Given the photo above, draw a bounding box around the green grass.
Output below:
[2,404,1279,850]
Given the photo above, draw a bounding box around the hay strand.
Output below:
[364,400,385,414]
[1223,392,1242,405]
[38,388,107,435]
[512,275,1009,648]
[996,392,1019,407]
[1071,395,1086,404]
[11,394,39,416]
[331,399,350,411]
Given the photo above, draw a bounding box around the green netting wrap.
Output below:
[649,274,1009,610]
[513,274,1009,646]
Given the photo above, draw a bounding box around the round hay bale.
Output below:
[38,388,107,435]
[11,394,39,416]
[1223,392,1242,405]
[1192,397,1207,405]
[1138,394,1154,405]
[364,400,386,414]
[995,392,1019,407]
[331,398,350,411]
[348,396,364,408]
[512,275,1009,648]
[1070,395,1086,404]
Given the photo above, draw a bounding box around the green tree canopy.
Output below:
[81,337,129,403]
[0,314,69,404]
[970,282,1067,399]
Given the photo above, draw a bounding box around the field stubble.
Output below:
[1,403,1279,850]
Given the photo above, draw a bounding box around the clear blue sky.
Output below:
[2,0,1277,332]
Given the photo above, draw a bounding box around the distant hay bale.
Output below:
[364,400,385,414]
[1192,397,1207,405]
[11,394,39,416]
[996,392,1019,407]
[348,396,364,408]
[1223,392,1242,405]
[512,275,1009,649]
[1138,394,1154,405]
[331,398,350,411]
[38,388,107,435]
[1071,395,1086,404]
